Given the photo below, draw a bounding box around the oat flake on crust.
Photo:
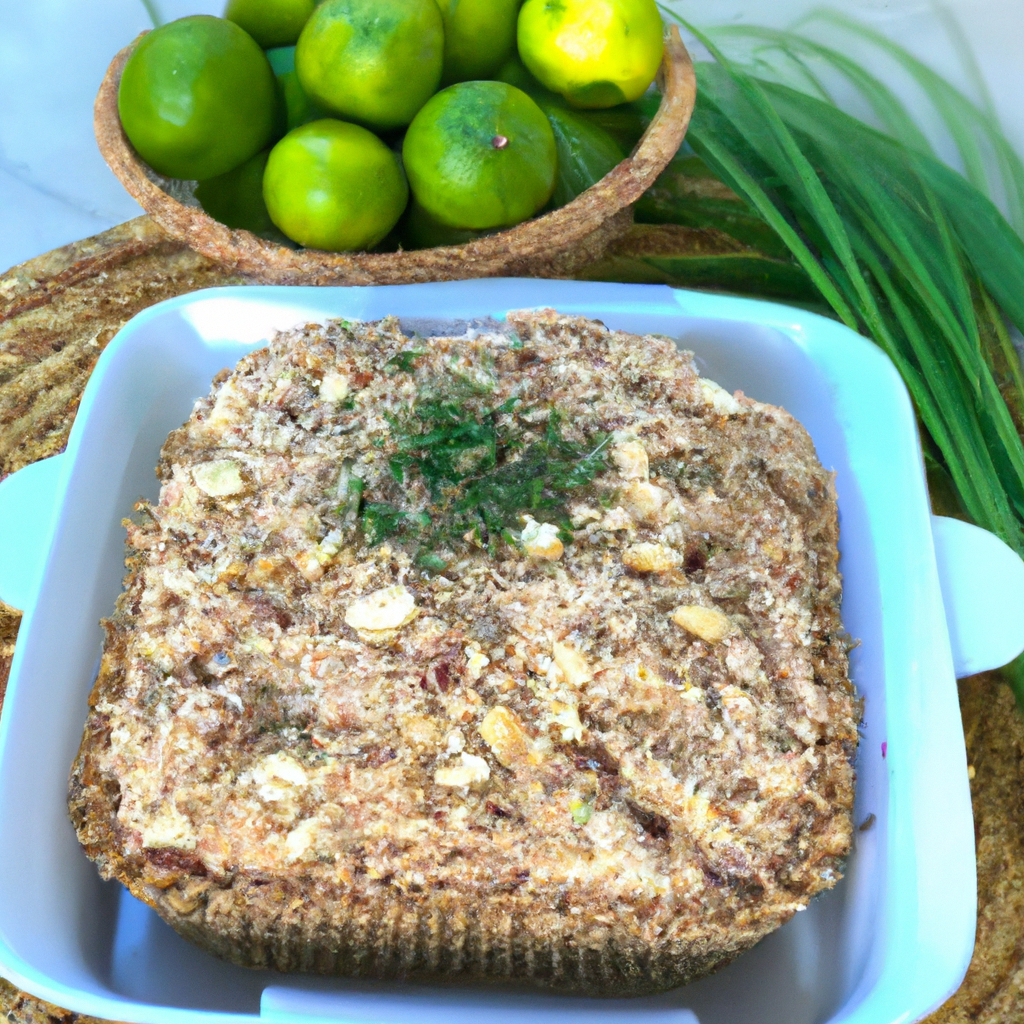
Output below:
[69,310,858,994]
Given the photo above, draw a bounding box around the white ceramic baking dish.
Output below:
[0,279,1021,1024]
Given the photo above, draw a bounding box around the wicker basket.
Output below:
[94,28,696,285]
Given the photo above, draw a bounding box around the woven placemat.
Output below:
[0,218,1020,1023]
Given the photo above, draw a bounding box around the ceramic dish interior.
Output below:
[0,280,975,1024]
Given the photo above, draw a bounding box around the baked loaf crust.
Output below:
[69,310,857,994]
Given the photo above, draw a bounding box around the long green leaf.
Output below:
[917,158,1024,334]
[752,74,1024,332]
[679,95,858,326]
[675,17,886,335]
[710,24,934,157]
[864,253,1022,544]
[670,19,1024,534]
[758,80,1024,512]
[850,207,1024,537]
[797,8,1024,234]
[771,81,1024,521]
[978,285,1024,422]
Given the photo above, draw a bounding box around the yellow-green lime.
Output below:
[402,81,557,231]
[435,0,519,85]
[224,0,315,48]
[517,0,664,109]
[263,119,409,251]
[295,0,443,131]
[118,16,277,180]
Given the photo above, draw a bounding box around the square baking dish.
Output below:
[0,278,1005,1024]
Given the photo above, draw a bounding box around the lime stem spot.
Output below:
[492,135,509,149]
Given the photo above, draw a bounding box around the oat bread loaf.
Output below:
[69,310,858,994]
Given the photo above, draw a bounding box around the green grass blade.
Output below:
[673,18,866,281]
[753,79,1024,521]
[935,3,998,121]
[915,158,1024,334]
[978,285,1024,424]
[138,0,162,27]
[853,239,1023,544]
[709,24,934,157]
[634,154,794,257]
[688,58,893,346]
[749,46,835,104]
[799,8,1024,233]
[664,6,1024,557]
[755,78,1024,332]
[849,197,1024,522]
[684,93,858,325]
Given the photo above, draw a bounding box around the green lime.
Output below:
[263,119,409,251]
[403,81,556,231]
[435,0,519,85]
[266,45,326,133]
[517,0,664,108]
[224,0,315,48]
[118,16,277,180]
[494,58,624,206]
[195,150,280,237]
[295,0,443,131]
[543,106,624,207]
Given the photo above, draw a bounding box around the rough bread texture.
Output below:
[69,310,857,994]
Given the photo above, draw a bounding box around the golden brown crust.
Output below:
[69,310,855,993]
[93,31,696,284]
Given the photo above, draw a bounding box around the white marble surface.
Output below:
[0,0,1021,272]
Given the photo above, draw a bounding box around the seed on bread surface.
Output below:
[671,604,734,643]
[622,541,679,572]
[344,584,418,631]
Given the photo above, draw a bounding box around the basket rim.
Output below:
[94,27,696,283]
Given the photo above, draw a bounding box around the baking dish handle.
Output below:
[933,514,1024,677]
[0,455,64,613]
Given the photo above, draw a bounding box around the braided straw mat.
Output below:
[0,217,1021,1024]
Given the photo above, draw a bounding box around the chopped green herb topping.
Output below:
[348,375,609,563]
[388,394,516,490]
[386,348,427,373]
[416,551,450,572]
[361,502,431,547]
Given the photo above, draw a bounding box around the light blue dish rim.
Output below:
[0,279,975,1024]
